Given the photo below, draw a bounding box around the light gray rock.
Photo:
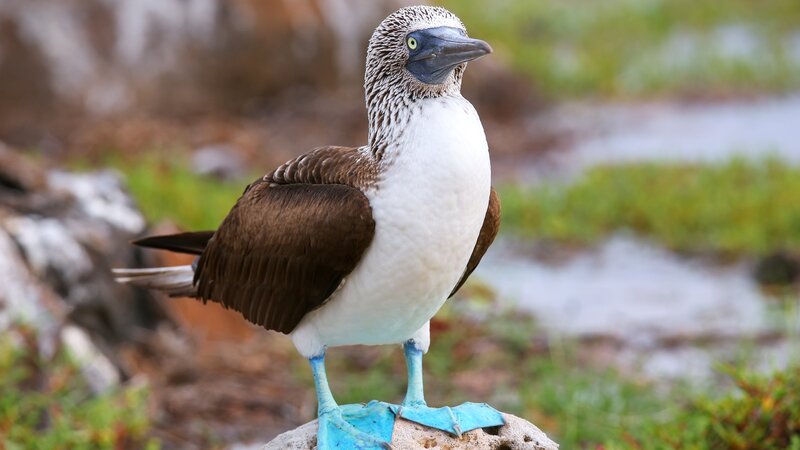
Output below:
[0,144,171,391]
[263,413,558,450]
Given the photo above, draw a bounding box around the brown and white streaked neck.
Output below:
[363,6,491,160]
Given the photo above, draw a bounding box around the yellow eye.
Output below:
[407,37,417,50]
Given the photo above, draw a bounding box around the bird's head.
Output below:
[365,6,492,102]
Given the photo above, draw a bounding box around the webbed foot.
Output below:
[389,401,504,437]
[317,401,395,450]
[396,338,505,437]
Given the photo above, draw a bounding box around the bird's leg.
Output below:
[390,339,505,438]
[309,354,392,450]
[402,340,426,407]
[310,354,339,415]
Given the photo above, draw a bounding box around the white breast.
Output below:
[291,95,491,358]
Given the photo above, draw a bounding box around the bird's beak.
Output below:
[406,26,493,85]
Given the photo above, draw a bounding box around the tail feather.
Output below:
[113,265,196,297]
[132,231,214,255]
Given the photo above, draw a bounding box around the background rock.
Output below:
[0,0,547,167]
[0,0,407,146]
[0,143,171,391]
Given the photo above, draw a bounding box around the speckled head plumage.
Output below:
[364,6,491,154]
[366,7,466,95]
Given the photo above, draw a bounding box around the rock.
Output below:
[0,0,412,128]
[0,143,171,391]
[263,413,559,450]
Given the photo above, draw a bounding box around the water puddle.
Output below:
[476,236,800,380]
[567,96,799,166]
[505,94,800,183]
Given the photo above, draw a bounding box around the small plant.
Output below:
[610,365,800,450]
[0,325,157,450]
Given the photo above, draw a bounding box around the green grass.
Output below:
[501,158,800,255]
[437,0,800,97]
[117,158,249,231]
[0,326,157,450]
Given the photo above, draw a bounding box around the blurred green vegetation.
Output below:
[117,158,248,231]
[502,158,800,255]
[0,326,156,450]
[437,0,800,97]
[609,366,800,450]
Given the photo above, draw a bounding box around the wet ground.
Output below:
[477,237,800,381]
[488,94,800,382]
[503,94,800,183]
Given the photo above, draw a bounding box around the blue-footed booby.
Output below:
[115,6,502,449]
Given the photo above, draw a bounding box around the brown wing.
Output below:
[449,187,501,297]
[193,147,378,334]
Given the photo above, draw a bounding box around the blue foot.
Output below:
[395,340,505,437]
[389,401,505,437]
[317,402,394,450]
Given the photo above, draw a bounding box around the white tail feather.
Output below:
[113,265,196,297]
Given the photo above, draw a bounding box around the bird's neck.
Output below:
[366,86,462,161]
[366,87,412,160]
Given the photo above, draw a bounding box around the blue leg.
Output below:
[310,354,394,450]
[389,340,505,437]
[402,340,426,407]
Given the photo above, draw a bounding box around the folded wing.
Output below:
[194,179,375,334]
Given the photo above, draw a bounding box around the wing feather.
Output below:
[194,180,375,334]
[449,187,501,297]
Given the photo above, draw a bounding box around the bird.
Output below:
[114,5,502,449]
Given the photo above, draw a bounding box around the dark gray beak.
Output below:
[405,26,493,85]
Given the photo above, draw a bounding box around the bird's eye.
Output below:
[407,37,417,50]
